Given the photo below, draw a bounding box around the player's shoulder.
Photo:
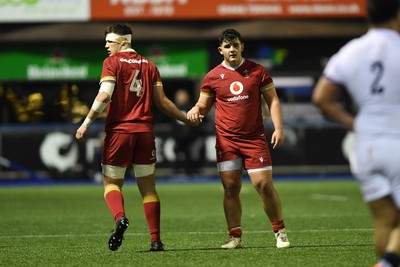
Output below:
[104,52,130,64]
[133,53,157,69]
[243,58,259,66]
[205,64,224,79]
[243,59,269,76]
[103,54,116,63]
[135,52,152,63]
[125,52,158,69]
[335,31,378,57]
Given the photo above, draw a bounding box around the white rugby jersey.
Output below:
[323,28,400,136]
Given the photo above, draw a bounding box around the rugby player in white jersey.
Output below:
[313,1,400,266]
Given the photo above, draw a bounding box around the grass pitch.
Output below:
[0,178,376,266]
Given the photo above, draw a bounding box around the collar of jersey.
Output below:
[222,58,245,70]
[119,48,136,53]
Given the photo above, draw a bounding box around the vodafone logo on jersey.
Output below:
[229,81,243,95]
[228,81,249,102]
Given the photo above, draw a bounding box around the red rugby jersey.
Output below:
[100,50,162,133]
[201,59,274,137]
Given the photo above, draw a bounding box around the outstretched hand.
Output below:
[187,106,204,125]
[186,119,203,126]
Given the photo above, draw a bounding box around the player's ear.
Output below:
[241,42,245,52]
[218,47,223,55]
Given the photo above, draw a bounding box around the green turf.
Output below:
[0,179,376,266]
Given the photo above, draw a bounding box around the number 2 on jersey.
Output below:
[129,69,143,96]
[371,61,384,94]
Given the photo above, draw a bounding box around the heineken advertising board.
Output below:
[136,43,208,79]
[0,43,208,81]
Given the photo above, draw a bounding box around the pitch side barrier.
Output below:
[0,121,351,182]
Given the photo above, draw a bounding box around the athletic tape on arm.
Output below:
[82,117,93,127]
[99,81,115,97]
[91,100,107,114]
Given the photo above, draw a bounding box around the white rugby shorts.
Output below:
[350,135,400,208]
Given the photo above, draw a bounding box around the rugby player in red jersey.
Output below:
[187,29,290,249]
[76,23,196,252]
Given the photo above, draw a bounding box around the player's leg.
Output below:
[219,168,243,249]
[369,197,400,267]
[359,180,400,266]
[242,134,290,248]
[101,132,132,251]
[135,166,163,251]
[354,136,400,266]
[369,197,397,256]
[371,150,400,266]
[133,132,163,251]
[374,137,400,266]
[215,135,244,249]
[248,169,290,248]
[382,222,400,267]
[103,175,126,222]
[103,173,129,251]
[248,169,282,221]
[220,169,243,230]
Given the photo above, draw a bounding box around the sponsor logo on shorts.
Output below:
[150,149,156,160]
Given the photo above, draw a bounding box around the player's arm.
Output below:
[153,84,198,126]
[75,81,114,141]
[312,76,354,130]
[262,85,284,149]
[187,94,213,124]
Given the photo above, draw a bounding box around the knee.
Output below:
[103,176,124,188]
[254,180,274,194]
[223,183,241,198]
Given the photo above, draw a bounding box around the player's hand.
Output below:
[75,125,88,142]
[271,129,284,149]
[187,106,204,124]
[185,118,201,126]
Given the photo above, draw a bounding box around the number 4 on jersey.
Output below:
[129,69,143,96]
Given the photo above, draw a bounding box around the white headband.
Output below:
[106,33,132,44]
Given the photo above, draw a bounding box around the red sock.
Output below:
[143,195,161,242]
[271,220,285,233]
[229,226,242,238]
[104,187,125,222]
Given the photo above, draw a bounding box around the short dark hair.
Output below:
[218,29,242,46]
[367,0,400,24]
[104,23,132,37]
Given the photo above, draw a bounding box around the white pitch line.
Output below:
[0,228,373,239]
[285,213,368,218]
[310,194,349,202]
